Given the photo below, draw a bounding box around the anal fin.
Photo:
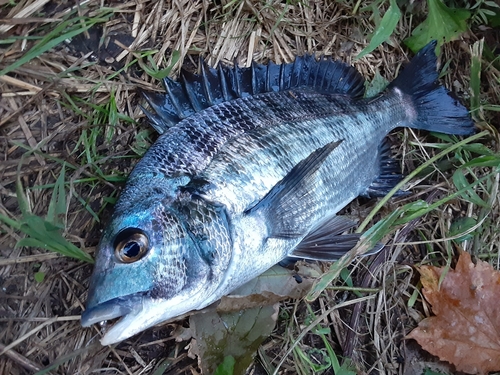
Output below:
[290,215,383,262]
[364,138,408,198]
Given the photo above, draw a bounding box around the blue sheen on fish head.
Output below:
[82,183,233,345]
[83,178,172,304]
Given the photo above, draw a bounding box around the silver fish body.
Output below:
[81,42,474,345]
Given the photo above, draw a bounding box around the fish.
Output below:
[81,41,475,345]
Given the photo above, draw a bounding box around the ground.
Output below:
[0,0,499,374]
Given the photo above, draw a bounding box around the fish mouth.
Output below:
[81,294,144,327]
[81,291,210,345]
[81,293,147,345]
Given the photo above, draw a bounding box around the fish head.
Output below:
[81,186,233,345]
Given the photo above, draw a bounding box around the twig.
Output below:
[0,342,42,372]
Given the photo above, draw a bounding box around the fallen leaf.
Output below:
[407,252,500,374]
[190,264,317,374]
[217,264,315,312]
[190,304,279,375]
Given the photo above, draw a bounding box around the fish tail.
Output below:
[389,41,475,135]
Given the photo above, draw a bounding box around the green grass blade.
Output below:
[356,131,489,233]
[140,50,181,80]
[8,160,95,263]
[0,14,111,76]
[307,131,490,302]
[469,39,483,119]
[461,155,500,168]
[0,213,22,230]
[452,169,489,208]
[46,164,67,227]
[15,174,32,216]
[356,0,401,60]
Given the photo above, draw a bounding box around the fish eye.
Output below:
[114,228,149,263]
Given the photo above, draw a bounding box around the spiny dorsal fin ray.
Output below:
[245,140,343,238]
[200,58,223,106]
[252,61,267,95]
[142,55,366,133]
[219,63,239,101]
[139,104,172,134]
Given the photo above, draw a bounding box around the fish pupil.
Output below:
[123,241,141,258]
[113,228,149,263]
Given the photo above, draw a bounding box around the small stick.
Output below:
[0,342,41,372]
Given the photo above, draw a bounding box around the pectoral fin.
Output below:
[244,140,343,238]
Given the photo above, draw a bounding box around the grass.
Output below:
[0,9,114,76]
[0,163,94,263]
[0,0,499,374]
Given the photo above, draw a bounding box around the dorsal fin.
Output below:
[141,54,365,133]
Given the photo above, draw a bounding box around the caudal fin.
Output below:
[389,41,475,135]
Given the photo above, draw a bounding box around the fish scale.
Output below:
[197,89,405,214]
[133,65,364,179]
[81,42,475,345]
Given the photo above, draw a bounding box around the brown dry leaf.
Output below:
[407,251,500,374]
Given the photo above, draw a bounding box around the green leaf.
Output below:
[34,272,45,283]
[17,237,51,249]
[213,356,235,375]
[404,0,470,53]
[461,155,500,168]
[357,0,401,60]
[423,369,447,375]
[365,71,390,97]
[449,217,477,242]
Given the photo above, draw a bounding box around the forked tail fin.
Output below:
[389,41,475,136]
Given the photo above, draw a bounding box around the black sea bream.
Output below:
[81,42,474,345]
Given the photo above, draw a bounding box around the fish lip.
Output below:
[82,287,215,345]
[81,293,144,327]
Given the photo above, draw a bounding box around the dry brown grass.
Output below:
[1,0,499,374]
